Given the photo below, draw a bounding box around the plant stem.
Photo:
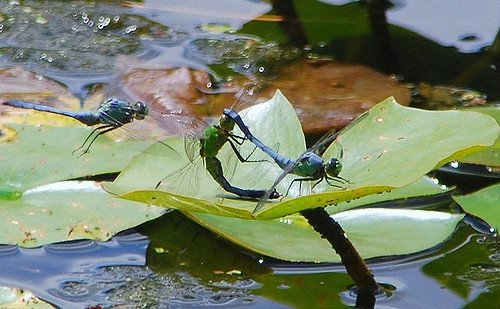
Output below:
[300,207,380,308]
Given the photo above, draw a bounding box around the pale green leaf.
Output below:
[0,123,151,196]
[457,106,500,167]
[108,92,498,220]
[186,208,464,262]
[0,181,165,247]
[453,183,500,230]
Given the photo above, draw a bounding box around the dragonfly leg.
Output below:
[325,176,346,188]
[73,124,116,156]
[284,177,320,197]
[227,139,267,163]
[205,156,278,199]
[228,132,247,145]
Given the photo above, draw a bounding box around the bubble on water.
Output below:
[450,161,459,168]
[125,25,137,34]
[35,15,48,24]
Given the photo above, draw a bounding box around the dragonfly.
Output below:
[3,97,148,155]
[4,91,279,199]
[154,85,281,200]
[224,108,366,212]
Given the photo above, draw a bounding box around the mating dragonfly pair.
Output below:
[3,95,350,213]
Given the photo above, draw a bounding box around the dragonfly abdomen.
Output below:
[4,100,101,126]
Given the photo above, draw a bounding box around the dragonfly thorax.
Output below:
[201,125,227,158]
[294,152,325,178]
[325,158,342,177]
[98,98,149,125]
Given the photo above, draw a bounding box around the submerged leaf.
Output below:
[0,181,165,247]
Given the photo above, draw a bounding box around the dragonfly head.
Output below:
[133,101,149,120]
[324,157,342,177]
[219,113,235,132]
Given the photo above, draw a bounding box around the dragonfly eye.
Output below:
[219,114,235,132]
[134,101,149,120]
[325,158,342,177]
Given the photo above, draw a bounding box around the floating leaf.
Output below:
[457,106,500,167]
[453,183,500,230]
[186,208,464,262]
[109,91,498,220]
[0,121,151,195]
[325,176,452,214]
[0,181,165,247]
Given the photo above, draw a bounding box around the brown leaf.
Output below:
[0,67,79,109]
[258,59,411,134]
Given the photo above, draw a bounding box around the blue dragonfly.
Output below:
[224,108,366,212]
[3,97,148,155]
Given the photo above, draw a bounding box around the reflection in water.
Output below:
[0,231,148,308]
[0,230,284,308]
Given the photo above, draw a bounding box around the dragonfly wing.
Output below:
[226,140,281,192]
[230,82,262,111]
[184,136,200,164]
[156,157,202,197]
[308,129,340,156]
[309,110,370,156]
[97,107,182,160]
[253,153,304,213]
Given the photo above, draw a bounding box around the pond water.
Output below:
[0,0,499,308]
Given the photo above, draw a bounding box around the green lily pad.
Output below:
[0,180,165,247]
[325,175,452,214]
[108,91,498,220]
[453,183,500,230]
[184,176,456,262]
[0,122,151,197]
[457,106,500,167]
[186,208,464,262]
